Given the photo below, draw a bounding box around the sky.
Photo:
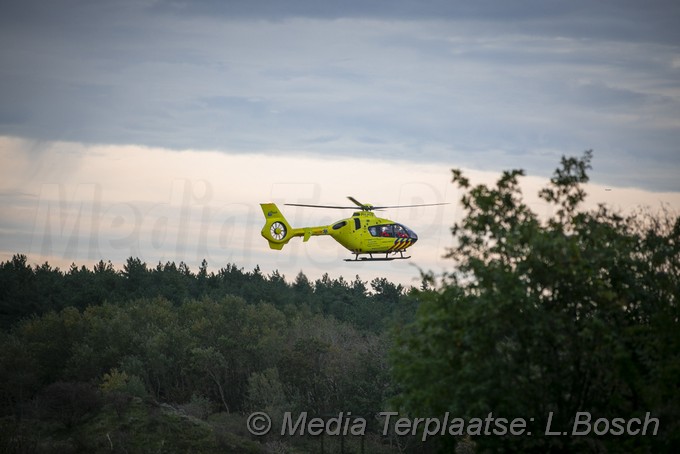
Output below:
[1,0,679,286]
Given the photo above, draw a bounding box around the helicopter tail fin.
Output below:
[260,203,294,250]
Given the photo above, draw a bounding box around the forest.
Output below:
[1,151,678,453]
[0,254,418,453]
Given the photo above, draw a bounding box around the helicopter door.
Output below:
[354,217,361,230]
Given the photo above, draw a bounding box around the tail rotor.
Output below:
[270,221,287,241]
[260,203,293,250]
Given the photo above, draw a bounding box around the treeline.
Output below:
[0,256,421,453]
[0,255,414,332]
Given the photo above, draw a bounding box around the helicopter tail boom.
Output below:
[260,203,330,250]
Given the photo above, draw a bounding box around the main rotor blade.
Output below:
[347,196,366,208]
[370,202,450,210]
[284,200,449,210]
[284,203,357,210]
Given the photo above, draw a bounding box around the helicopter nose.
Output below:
[402,225,418,241]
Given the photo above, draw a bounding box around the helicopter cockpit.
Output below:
[368,224,418,240]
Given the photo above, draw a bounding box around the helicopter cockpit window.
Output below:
[369,224,394,237]
[369,224,417,239]
[403,225,418,240]
[393,224,410,238]
[332,221,347,230]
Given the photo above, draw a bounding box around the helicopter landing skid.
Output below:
[344,252,411,262]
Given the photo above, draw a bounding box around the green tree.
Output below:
[190,346,230,413]
[121,257,150,299]
[392,152,679,452]
[38,381,102,429]
[0,254,38,326]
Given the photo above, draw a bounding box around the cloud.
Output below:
[1,1,679,191]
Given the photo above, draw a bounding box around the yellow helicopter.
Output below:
[260,196,447,261]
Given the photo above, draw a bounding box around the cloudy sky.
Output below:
[1,0,679,285]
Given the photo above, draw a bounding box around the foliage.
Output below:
[392,151,680,452]
[0,256,415,332]
[0,257,421,452]
[38,381,103,429]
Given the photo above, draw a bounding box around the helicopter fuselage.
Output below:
[260,203,418,259]
[327,210,418,255]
